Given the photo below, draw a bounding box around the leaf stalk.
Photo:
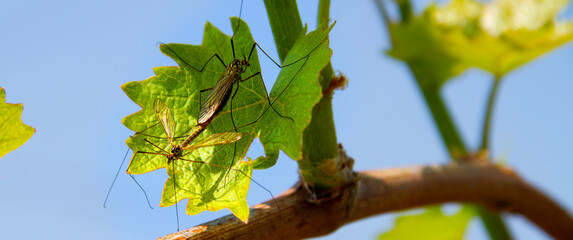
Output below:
[264,0,343,192]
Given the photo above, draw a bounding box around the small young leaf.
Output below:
[379,206,475,240]
[121,18,332,221]
[0,87,35,159]
[389,0,573,85]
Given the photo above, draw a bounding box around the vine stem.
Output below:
[386,1,512,239]
[478,75,511,239]
[264,0,343,193]
[162,163,573,240]
[481,76,502,150]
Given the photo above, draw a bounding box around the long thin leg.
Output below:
[215,68,305,137]
[103,148,131,208]
[242,56,311,128]
[231,39,237,60]
[229,82,241,132]
[252,41,314,104]
[160,43,227,72]
[268,56,309,105]
[135,131,198,142]
[128,174,154,209]
[132,122,160,138]
[224,84,242,185]
[221,141,238,187]
[248,36,326,106]
[104,148,155,209]
[240,40,324,125]
[177,156,279,210]
[241,71,294,122]
[141,138,170,154]
[128,138,180,229]
[170,160,180,231]
[134,126,193,142]
[132,150,169,156]
[125,140,171,197]
[251,41,323,69]
[133,122,185,141]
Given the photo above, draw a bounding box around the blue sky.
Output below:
[0,0,572,239]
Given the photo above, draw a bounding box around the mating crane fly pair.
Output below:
[105,11,329,231]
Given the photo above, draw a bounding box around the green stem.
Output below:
[477,207,512,240]
[317,0,335,90]
[397,0,413,23]
[408,64,467,159]
[317,0,331,31]
[477,76,511,239]
[423,86,467,159]
[264,0,340,191]
[481,76,502,150]
[389,3,511,239]
[263,0,303,63]
[373,0,393,45]
[409,63,511,240]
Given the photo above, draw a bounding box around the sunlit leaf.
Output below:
[0,87,35,159]
[379,206,476,240]
[121,18,332,221]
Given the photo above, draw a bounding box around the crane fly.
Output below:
[158,14,326,176]
[159,0,323,132]
[160,24,322,128]
[105,0,327,228]
[128,98,275,231]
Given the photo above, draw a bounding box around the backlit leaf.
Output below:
[389,0,573,85]
[122,18,332,221]
[379,206,475,240]
[0,87,35,159]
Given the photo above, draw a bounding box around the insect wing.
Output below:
[153,98,176,146]
[185,131,244,150]
[198,73,235,125]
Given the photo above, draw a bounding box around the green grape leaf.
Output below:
[388,16,469,87]
[379,206,476,240]
[121,18,332,221]
[389,0,573,86]
[255,23,334,169]
[0,87,35,159]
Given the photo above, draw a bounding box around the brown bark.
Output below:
[159,162,573,240]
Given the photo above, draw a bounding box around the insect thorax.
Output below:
[227,59,249,77]
[171,145,184,160]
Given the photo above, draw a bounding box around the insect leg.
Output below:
[240,71,294,122]
[128,173,153,209]
[223,84,245,185]
[103,148,131,208]
[178,155,279,210]
[171,159,180,231]
[104,148,157,209]
[250,37,327,107]
[160,43,227,72]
